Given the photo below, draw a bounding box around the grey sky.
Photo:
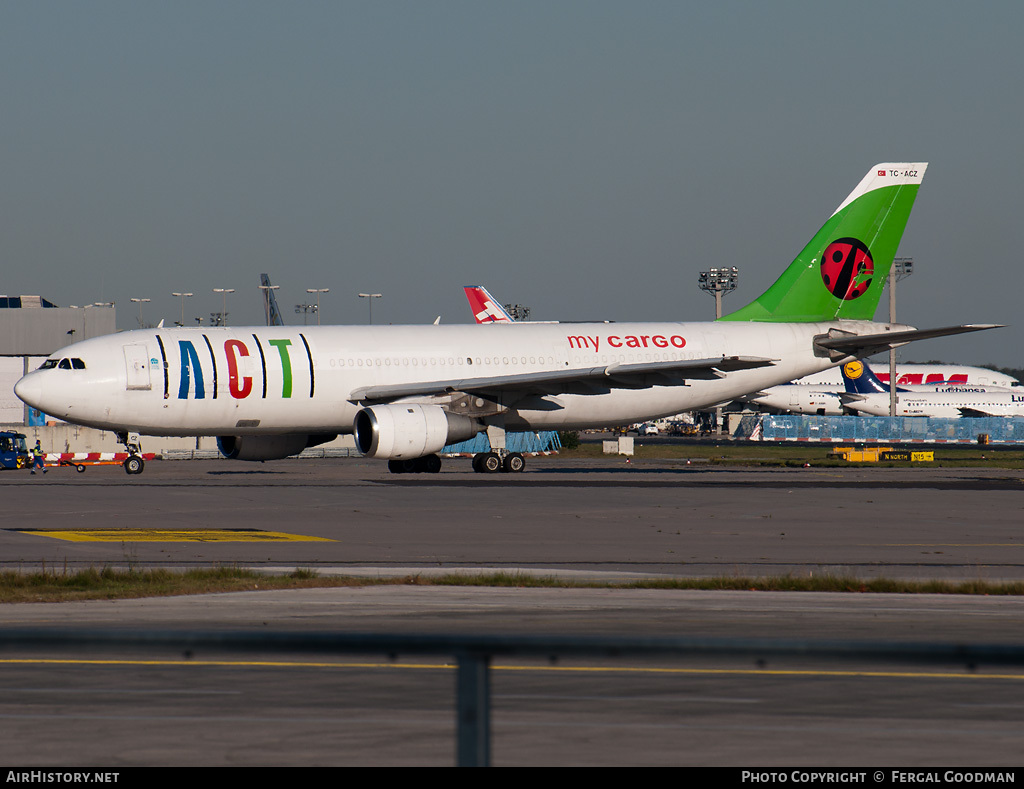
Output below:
[2,1,1020,365]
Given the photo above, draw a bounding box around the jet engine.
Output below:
[354,404,480,459]
[216,433,337,461]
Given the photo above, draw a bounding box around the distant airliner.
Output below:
[744,363,1017,416]
[840,360,1024,418]
[792,365,1019,388]
[463,286,515,324]
[15,163,998,474]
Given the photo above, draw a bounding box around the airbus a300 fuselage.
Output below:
[15,319,895,436]
[17,161,996,473]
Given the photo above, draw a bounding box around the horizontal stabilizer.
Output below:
[815,324,1003,359]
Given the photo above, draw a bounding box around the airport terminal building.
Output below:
[0,296,115,425]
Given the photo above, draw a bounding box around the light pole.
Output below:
[697,267,739,434]
[888,258,914,417]
[171,292,193,327]
[358,292,382,325]
[307,288,329,326]
[698,267,739,319]
[258,284,280,326]
[212,288,234,326]
[130,298,150,329]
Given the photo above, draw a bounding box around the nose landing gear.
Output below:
[116,431,146,475]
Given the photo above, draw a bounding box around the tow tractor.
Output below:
[0,431,30,470]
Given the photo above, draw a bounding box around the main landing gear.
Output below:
[116,431,145,476]
[471,451,525,474]
[385,451,526,474]
[387,454,442,474]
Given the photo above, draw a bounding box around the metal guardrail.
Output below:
[1,629,1022,766]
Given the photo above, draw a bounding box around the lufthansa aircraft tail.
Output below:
[721,164,926,323]
[841,360,896,395]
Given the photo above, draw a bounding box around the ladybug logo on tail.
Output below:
[820,238,874,300]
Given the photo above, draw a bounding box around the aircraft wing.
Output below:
[349,355,776,403]
[814,324,1002,359]
[958,406,1002,418]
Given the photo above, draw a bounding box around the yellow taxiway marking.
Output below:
[16,528,332,543]
[1,658,1022,681]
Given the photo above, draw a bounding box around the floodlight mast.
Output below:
[307,288,329,326]
[212,288,234,326]
[258,283,280,326]
[698,267,739,319]
[697,267,739,433]
[358,292,382,324]
[888,258,914,416]
[130,297,150,328]
[171,292,193,327]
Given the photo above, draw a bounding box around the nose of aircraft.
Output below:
[13,373,43,410]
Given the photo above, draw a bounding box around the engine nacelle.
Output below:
[216,433,337,461]
[354,404,480,459]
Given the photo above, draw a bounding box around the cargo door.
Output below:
[123,344,152,391]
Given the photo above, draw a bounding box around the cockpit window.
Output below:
[49,358,86,370]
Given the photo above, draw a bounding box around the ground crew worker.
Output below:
[30,440,47,475]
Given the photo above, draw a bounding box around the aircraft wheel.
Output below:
[76,464,86,473]
[481,452,502,474]
[503,453,525,473]
[123,456,144,475]
[401,458,421,474]
[423,454,442,473]
[471,454,484,473]
[387,459,405,474]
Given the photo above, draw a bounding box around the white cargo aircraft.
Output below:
[15,163,997,474]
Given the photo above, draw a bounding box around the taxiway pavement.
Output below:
[2,457,1023,765]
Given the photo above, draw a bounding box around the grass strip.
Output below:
[2,567,1023,603]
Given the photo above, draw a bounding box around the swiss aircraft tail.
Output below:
[841,360,891,395]
[721,164,927,323]
[464,285,515,324]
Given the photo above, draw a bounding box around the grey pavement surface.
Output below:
[2,457,1024,581]
[1,457,1023,766]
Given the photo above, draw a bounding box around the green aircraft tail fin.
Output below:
[721,163,927,323]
